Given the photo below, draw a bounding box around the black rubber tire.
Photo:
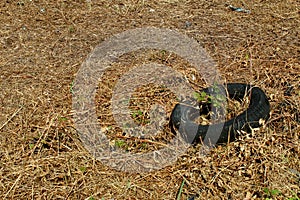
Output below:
[170,83,270,144]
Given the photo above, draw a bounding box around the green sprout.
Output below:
[176,178,186,200]
[69,25,75,33]
[193,88,226,109]
[263,188,281,199]
[132,110,143,118]
[115,139,127,148]
[193,91,210,103]
[79,166,87,173]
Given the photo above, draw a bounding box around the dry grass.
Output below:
[0,0,299,199]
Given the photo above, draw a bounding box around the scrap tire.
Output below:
[170,83,271,144]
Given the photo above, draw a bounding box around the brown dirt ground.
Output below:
[1,0,299,199]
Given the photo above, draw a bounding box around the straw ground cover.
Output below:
[0,0,299,199]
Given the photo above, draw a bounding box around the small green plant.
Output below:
[29,143,34,149]
[245,53,249,60]
[79,166,87,173]
[131,110,143,118]
[263,188,281,199]
[69,25,75,33]
[115,139,127,148]
[193,88,226,109]
[193,91,210,102]
[58,116,67,122]
[131,110,150,125]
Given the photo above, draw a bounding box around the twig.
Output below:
[115,135,168,147]
[4,174,22,198]
[0,106,23,131]
[29,114,56,157]
[209,163,234,185]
